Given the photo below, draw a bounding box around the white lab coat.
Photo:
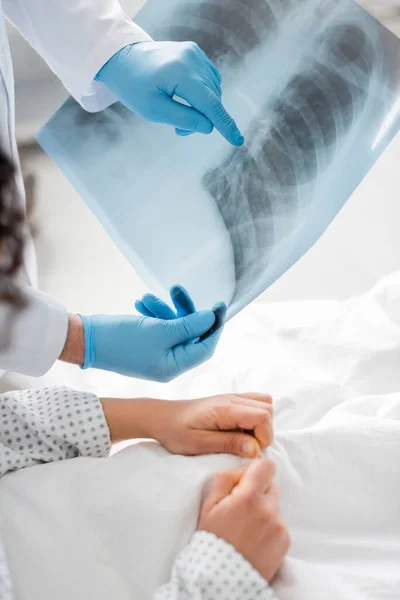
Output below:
[0,0,151,376]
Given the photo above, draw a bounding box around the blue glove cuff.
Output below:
[77,314,95,370]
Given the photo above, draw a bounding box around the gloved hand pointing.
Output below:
[79,303,221,382]
[95,40,244,146]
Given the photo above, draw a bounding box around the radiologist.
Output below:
[0,0,244,382]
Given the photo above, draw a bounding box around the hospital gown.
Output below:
[0,386,278,600]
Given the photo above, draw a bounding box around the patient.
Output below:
[2,372,399,600]
[0,384,288,600]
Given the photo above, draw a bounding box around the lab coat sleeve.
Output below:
[3,0,152,112]
[0,285,69,377]
[153,531,280,600]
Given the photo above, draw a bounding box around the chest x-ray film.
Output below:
[38,0,400,321]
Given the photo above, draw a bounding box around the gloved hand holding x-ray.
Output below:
[95,40,244,145]
[78,293,223,382]
[38,0,400,329]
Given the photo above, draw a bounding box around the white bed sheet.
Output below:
[1,272,400,599]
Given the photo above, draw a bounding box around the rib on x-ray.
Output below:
[38,0,400,321]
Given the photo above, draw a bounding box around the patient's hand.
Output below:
[198,459,290,583]
[153,393,273,458]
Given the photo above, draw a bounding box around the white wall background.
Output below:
[11,0,400,319]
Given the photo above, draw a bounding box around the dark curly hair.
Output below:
[0,151,26,307]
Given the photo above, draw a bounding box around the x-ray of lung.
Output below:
[38,0,400,320]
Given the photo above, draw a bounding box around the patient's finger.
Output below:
[219,405,273,449]
[253,409,273,449]
[233,393,273,406]
[231,395,273,412]
[264,482,280,514]
[202,467,245,510]
[194,430,261,458]
[238,458,276,495]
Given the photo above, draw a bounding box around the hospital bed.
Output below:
[1,271,400,599]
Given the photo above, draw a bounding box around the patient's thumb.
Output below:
[196,431,261,458]
[201,468,245,510]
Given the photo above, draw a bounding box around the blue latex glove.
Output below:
[135,285,227,341]
[79,294,222,382]
[95,41,244,146]
[135,284,196,319]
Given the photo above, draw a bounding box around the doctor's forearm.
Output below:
[58,319,167,443]
[58,313,84,366]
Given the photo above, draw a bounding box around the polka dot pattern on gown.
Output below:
[0,386,111,478]
[154,531,278,600]
[0,386,111,600]
[0,389,278,600]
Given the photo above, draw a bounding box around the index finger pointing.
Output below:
[177,80,244,146]
[203,92,244,146]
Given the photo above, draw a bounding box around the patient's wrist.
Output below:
[101,397,165,443]
[59,313,85,366]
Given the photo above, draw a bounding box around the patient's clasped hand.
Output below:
[102,390,290,588]
[198,457,290,585]
[0,384,288,600]
[102,392,274,459]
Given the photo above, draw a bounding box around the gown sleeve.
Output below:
[153,531,280,600]
[0,385,112,600]
[0,385,111,477]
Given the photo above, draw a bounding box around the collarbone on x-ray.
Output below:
[38,0,400,320]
